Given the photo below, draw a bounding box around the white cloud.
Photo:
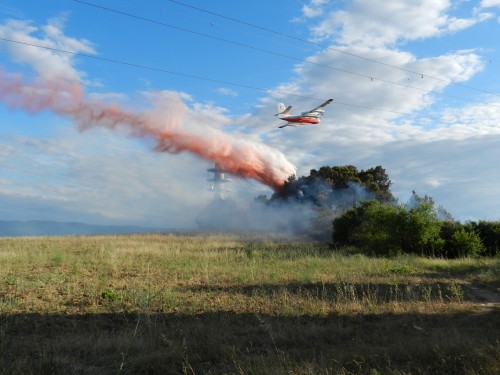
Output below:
[481,0,500,8]
[302,6,322,19]
[297,0,330,20]
[311,0,489,47]
[367,136,500,221]
[250,46,483,137]
[216,87,238,97]
[0,129,214,227]
[290,0,328,23]
[0,17,94,81]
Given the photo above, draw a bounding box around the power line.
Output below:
[69,0,500,108]
[0,36,446,120]
[143,0,317,55]
[163,0,500,98]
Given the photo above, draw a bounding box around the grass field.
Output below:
[1,233,499,374]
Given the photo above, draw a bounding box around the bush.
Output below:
[449,228,485,258]
[464,221,500,257]
[400,201,444,256]
[332,199,443,257]
[332,200,400,256]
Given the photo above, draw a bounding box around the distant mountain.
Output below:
[0,220,166,237]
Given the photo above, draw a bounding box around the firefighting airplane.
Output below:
[275,98,333,128]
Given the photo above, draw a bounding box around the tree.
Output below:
[272,165,394,208]
[310,165,360,188]
[357,166,393,202]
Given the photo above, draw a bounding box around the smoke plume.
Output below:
[0,68,296,190]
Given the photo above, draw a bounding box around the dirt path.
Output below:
[463,281,500,312]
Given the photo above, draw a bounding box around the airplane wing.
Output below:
[278,123,298,128]
[303,98,333,115]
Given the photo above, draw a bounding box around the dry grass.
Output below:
[1,233,499,374]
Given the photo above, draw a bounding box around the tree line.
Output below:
[270,165,499,258]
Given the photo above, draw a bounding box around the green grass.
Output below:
[0,233,499,374]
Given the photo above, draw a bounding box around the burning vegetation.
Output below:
[253,164,499,258]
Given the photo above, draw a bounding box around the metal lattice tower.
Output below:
[207,163,231,200]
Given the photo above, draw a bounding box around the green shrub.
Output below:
[449,228,485,258]
[464,220,500,256]
[101,288,121,301]
[332,198,443,257]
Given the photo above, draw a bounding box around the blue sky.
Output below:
[0,0,499,228]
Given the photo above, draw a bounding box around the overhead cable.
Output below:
[0,36,447,120]
[70,0,500,106]
[163,0,500,98]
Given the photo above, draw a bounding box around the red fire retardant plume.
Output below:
[0,69,296,190]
